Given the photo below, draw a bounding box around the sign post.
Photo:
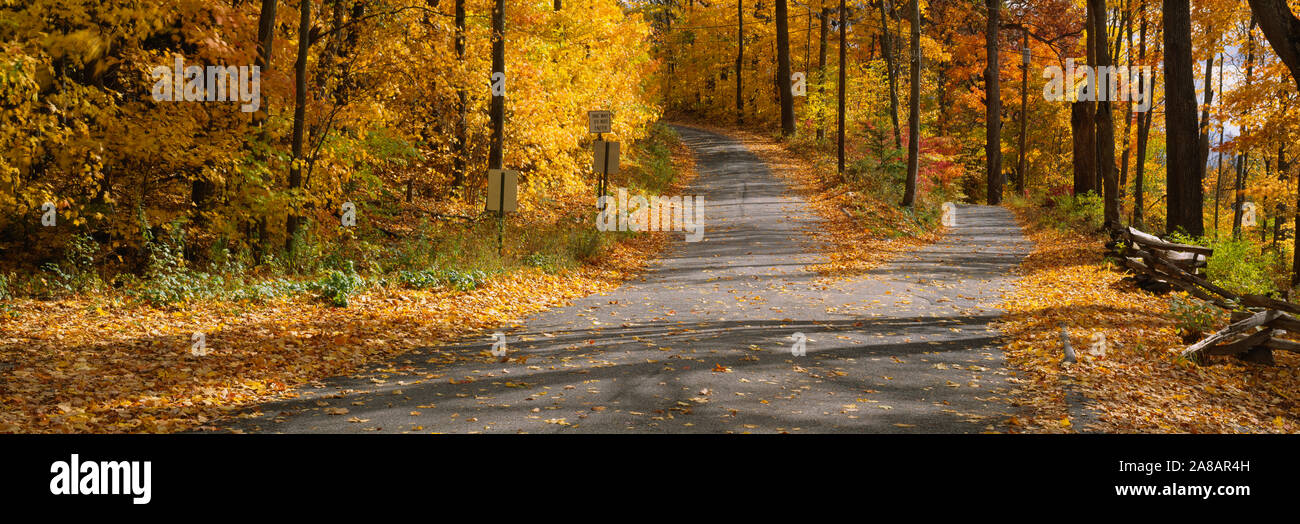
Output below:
[588,110,612,135]
[588,111,617,211]
[486,169,518,255]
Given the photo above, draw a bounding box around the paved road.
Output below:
[227,125,1033,434]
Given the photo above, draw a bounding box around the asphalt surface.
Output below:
[226,125,1033,434]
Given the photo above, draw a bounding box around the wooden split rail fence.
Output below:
[1109,226,1300,365]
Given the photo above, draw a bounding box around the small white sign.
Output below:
[486,169,518,213]
[588,110,612,134]
[791,72,806,97]
[593,141,621,175]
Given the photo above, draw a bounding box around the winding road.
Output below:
[228,125,1033,434]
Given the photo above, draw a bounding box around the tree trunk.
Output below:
[776,0,795,136]
[254,0,278,126]
[1163,0,1203,237]
[902,0,921,207]
[1242,0,1300,287]
[817,6,829,140]
[1197,55,1214,189]
[489,0,505,170]
[985,0,1003,205]
[1213,56,1225,237]
[1197,51,1216,236]
[1133,0,1150,228]
[285,0,311,254]
[1016,30,1028,196]
[737,0,745,126]
[880,0,902,149]
[1084,1,1098,192]
[1275,145,1288,253]
[837,0,846,175]
[1247,0,1300,93]
[1072,101,1097,196]
[1091,0,1118,228]
[1118,12,1134,198]
[453,0,468,188]
[252,0,277,262]
[1233,18,1257,239]
[1071,12,1097,199]
[1233,154,1249,239]
[1134,110,1151,227]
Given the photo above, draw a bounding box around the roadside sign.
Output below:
[588,110,612,134]
[486,169,518,213]
[593,141,620,175]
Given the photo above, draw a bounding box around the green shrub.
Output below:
[1168,294,1224,337]
[396,267,492,292]
[230,278,310,302]
[443,269,489,291]
[1203,239,1278,297]
[38,233,103,295]
[397,269,444,290]
[132,226,198,305]
[285,223,323,273]
[568,228,607,262]
[313,261,364,307]
[1043,192,1104,232]
[523,252,567,274]
[65,233,98,277]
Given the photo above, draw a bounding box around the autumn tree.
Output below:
[1164,0,1204,236]
[818,3,830,140]
[837,0,847,174]
[285,0,311,254]
[776,0,796,135]
[902,0,921,207]
[880,0,903,149]
[738,0,746,125]
[1089,0,1118,228]
[1132,0,1155,228]
[1234,18,1258,239]
[986,0,1003,204]
[453,0,468,187]
[1245,0,1300,285]
[489,0,505,171]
